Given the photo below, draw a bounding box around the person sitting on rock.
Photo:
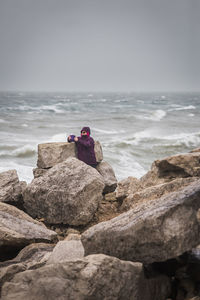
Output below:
[68,127,97,168]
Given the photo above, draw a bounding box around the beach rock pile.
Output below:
[1,144,200,299]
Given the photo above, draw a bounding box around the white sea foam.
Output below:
[168,105,196,112]
[0,119,7,123]
[50,133,67,142]
[93,127,125,134]
[136,110,166,122]
[164,132,200,148]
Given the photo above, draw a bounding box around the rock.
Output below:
[0,170,26,207]
[190,148,200,153]
[46,239,84,264]
[96,161,117,194]
[116,176,141,201]
[33,168,49,179]
[141,152,200,188]
[94,141,103,162]
[0,243,54,294]
[121,177,199,211]
[37,141,103,169]
[81,180,200,264]
[23,157,105,226]
[1,254,171,300]
[0,202,57,259]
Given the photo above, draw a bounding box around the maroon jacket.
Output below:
[75,127,97,166]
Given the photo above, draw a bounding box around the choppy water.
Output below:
[0,91,200,183]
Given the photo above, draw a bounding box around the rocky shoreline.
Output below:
[1,142,200,299]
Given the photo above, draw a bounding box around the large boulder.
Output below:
[37,141,103,169]
[141,151,200,188]
[0,202,57,260]
[81,180,200,264]
[24,157,105,226]
[1,254,171,300]
[96,161,117,194]
[121,177,199,211]
[0,170,26,207]
[0,243,54,292]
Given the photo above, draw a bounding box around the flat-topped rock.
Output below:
[37,141,103,169]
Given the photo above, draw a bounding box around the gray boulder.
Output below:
[81,179,200,264]
[1,254,171,300]
[141,151,200,188]
[37,141,103,169]
[121,177,199,211]
[0,202,57,253]
[47,238,84,264]
[0,243,54,291]
[0,170,26,206]
[24,157,105,225]
[96,161,117,194]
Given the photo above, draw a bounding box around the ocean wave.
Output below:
[0,145,36,158]
[168,105,196,112]
[136,110,166,122]
[164,131,200,148]
[0,119,7,123]
[93,127,125,134]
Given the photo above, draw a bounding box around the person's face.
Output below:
[81,131,87,136]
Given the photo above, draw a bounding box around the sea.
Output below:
[0,91,200,183]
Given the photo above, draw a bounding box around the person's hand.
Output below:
[74,137,78,142]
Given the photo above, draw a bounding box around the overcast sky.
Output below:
[0,0,199,92]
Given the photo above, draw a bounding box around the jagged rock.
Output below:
[46,239,84,264]
[141,152,200,188]
[0,202,57,259]
[96,161,117,194]
[81,180,200,264]
[121,177,199,211]
[1,254,171,300]
[116,176,141,201]
[24,157,105,226]
[37,141,103,169]
[0,170,26,207]
[0,243,54,292]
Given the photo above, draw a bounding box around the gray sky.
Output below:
[0,0,199,92]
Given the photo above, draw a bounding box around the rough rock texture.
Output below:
[24,157,105,225]
[0,243,54,293]
[116,176,141,201]
[141,152,200,188]
[121,177,199,211]
[1,254,171,300]
[0,170,26,207]
[47,239,84,264]
[94,141,103,162]
[37,141,103,169]
[0,202,57,255]
[82,180,200,264]
[33,168,49,179]
[96,161,117,194]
